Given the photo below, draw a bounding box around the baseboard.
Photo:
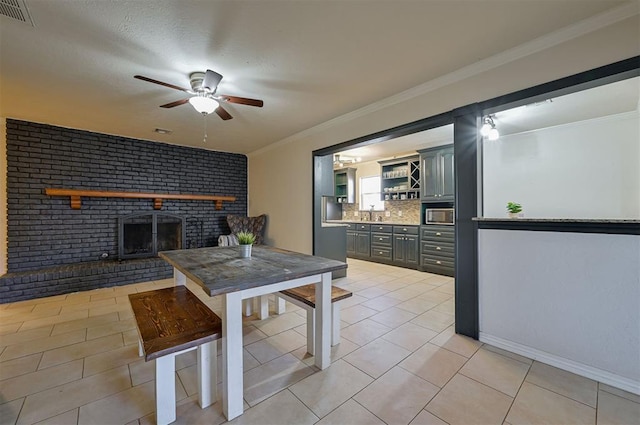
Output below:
[479,332,640,396]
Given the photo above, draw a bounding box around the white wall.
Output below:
[478,229,640,393]
[483,111,640,218]
[248,16,639,253]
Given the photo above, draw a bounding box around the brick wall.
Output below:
[1,119,248,302]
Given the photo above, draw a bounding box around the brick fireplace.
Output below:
[1,119,248,303]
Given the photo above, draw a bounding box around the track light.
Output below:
[481,115,499,140]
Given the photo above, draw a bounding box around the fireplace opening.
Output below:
[119,212,186,260]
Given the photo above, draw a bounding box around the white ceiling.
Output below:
[0,0,632,154]
[336,76,639,163]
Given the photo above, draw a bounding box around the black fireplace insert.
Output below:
[118,212,186,260]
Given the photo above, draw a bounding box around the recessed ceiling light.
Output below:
[154,128,173,135]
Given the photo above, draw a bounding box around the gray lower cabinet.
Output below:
[420,225,455,276]
[346,230,356,255]
[346,223,419,269]
[346,223,370,258]
[393,226,419,267]
[371,224,393,261]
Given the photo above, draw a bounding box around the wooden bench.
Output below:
[129,286,222,425]
[277,284,352,355]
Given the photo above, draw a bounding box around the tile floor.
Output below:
[1,258,639,425]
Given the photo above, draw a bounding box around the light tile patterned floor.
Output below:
[1,258,639,425]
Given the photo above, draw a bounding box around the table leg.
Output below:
[174,268,186,286]
[222,291,244,420]
[314,272,332,369]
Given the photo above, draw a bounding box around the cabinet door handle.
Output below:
[436,232,441,236]
[436,260,442,265]
[436,246,441,250]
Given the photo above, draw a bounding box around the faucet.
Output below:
[369,205,374,222]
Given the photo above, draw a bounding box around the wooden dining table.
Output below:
[159,245,347,420]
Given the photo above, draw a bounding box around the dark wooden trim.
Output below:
[453,108,480,339]
[313,111,453,157]
[480,56,639,114]
[45,188,236,210]
[476,220,640,235]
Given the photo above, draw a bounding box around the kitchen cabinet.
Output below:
[420,225,454,276]
[346,223,370,258]
[370,224,393,262]
[345,222,419,269]
[379,156,420,201]
[334,168,356,204]
[392,225,419,267]
[418,146,454,202]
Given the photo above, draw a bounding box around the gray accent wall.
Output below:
[1,119,247,302]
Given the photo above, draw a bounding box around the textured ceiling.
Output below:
[0,0,630,154]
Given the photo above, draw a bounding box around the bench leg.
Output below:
[242,298,253,317]
[306,308,315,355]
[258,295,270,320]
[332,303,341,346]
[275,295,286,314]
[197,341,216,408]
[155,355,176,425]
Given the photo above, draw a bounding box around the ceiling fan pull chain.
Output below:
[203,114,208,143]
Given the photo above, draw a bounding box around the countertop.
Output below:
[325,220,420,226]
[473,217,640,223]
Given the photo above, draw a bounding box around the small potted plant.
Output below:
[506,202,523,218]
[237,231,256,258]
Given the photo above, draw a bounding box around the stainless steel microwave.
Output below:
[425,208,454,225]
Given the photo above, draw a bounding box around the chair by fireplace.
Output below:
[119,212,186,260]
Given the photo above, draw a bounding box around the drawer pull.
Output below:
[403,228,407,231]
[436,260,442,265]
[379,251,384,255]
[379,238,383,241]
[436,232,441,236]
[436,246,441,250]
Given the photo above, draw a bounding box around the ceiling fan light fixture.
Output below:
[189,96,219,114]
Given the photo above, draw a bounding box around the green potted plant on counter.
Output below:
[506,202,523,218]
[237,231,256,258]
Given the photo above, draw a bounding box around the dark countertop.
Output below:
[159,245,347,297]
[473,217,640,223]
[326,220,420,226]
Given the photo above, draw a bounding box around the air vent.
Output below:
[0,0,34,26]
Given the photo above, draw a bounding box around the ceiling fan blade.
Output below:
[215,105,233,120]
[217,94,264,107]
[203,69,223,91]
[134,75,190,92]
[159,99,190,108]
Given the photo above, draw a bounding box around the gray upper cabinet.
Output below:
[418,145,454,202]
[334,168,356,204]
[378,155,420,201]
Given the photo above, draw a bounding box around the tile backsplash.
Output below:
[342,200,421,224]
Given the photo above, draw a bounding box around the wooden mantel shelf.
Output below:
[45,188,236,210]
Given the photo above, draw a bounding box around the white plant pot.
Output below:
[508,212,524,218]
[240,244,252,258]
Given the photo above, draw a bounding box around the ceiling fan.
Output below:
[134,69,263,120]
